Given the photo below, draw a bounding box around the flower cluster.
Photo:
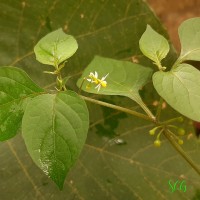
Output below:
[149,125,185,147]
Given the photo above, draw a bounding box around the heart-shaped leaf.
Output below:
[22,91,89,189]
[77,56,153,115]
[153,64,200,121]
[178,17,200,63]
[139,25,169,68]
[34,29,78,67]
[0,66,43,141]
[77,56,153,95]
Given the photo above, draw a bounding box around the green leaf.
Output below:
[179,17,200,62]
[153,63,200,121]
[22,91,89,189]
[139,25,169,68]
[0,66,43,141]
[34,28,78,67]
[77,56,153,105]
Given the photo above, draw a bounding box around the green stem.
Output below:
[164,129,200,176]
[160,117,183,125]
[80,95,154,122]
[78,77,86,95]
[156,97,163,121]
[138,100,155,121]
[155,60,163,71]
[154,54,166,71]
[56,70,66,91]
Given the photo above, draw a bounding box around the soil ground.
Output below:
[147,0,200,52]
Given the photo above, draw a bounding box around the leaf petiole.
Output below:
[155,97,164,121]
[80,95,155,122]
[160,117,184,125]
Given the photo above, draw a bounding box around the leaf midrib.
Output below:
[180,47,200,61]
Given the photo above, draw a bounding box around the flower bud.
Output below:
[178,128,185,136]
[149,129,155,135]
[149,126,161,135]
[154,140,161,147]
[178,139,184,145]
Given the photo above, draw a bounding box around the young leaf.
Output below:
[139,25,169,69]
[0,66,43,141]
[178,17,200,62]
[22,91,89,189]
[77,56,153,117]
[153,64,200,121]
[34,28,78,67]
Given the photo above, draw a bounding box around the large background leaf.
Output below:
[0,0,199,199]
